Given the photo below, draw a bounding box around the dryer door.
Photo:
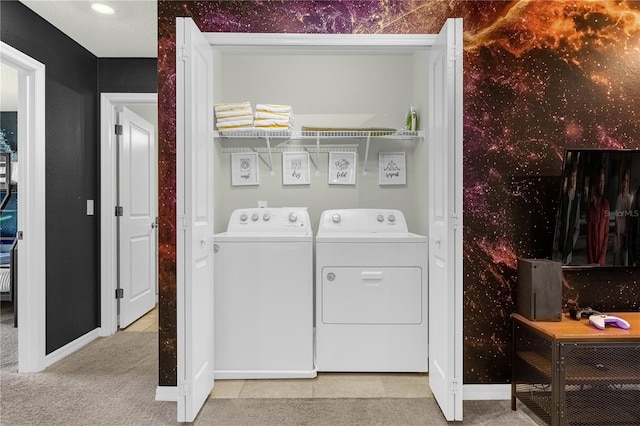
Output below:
[321,267,422,325]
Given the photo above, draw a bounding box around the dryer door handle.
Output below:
[361,271,383,281]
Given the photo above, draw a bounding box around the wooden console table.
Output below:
[511,312,640,426]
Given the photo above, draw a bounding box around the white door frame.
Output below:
[0,42,47,373]
[100,92,157,336]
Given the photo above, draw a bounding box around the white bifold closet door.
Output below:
[427,17,464,422]
[175,17,216,423]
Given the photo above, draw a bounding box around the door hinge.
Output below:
[451,378,460,395]
[115,206,123,217]
[180,215,189,231]
[115,288,124,299]
[449,44,461,62]
[177,46,189,62]
[449,214,460,230]
[114,124,123,135]
[178,379,192,397]
[17,230,23,240]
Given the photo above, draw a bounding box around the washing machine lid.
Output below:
[223,207,312,236]
[214,233,312,243]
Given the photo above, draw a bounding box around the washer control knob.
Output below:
[388,214,396,223]
[377,214,384,222]
[263,213,271,221]
[239,213,248,222]
[332,214,341,223]
[251,213,259,221]
[327,272,336,281]
[288,213,298,222]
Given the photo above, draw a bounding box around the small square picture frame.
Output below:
[379,152,406,185]
[328,151,356,185]
[231,152,259,186]
[282,151,310,185]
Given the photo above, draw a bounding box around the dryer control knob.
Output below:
[263,213,271,221]
[251,213,259,221]
[388,214,396,222]
[377,214,384,222]
[239,213,248,222]
[332,214,341,223]
[288,213,298,222]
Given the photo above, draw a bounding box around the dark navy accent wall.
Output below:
[1,0,100,353]
[98,58,157,93]
[1,1,157,354]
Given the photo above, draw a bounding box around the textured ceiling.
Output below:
[19,0,157,58]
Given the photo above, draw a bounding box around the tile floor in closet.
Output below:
[123,306,433,399]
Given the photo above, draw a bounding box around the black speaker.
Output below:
[517,258,562,321]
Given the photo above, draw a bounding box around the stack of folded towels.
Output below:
[214,101,254,131]
[253,104,294,130]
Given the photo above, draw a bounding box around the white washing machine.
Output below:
[315,208,428,372]
[213,207,315,379]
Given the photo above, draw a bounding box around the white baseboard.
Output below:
[463,384,511,400]
[156,386,178,401]
[44,328,101,368]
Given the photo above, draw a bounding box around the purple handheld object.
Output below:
[588,315,631,330]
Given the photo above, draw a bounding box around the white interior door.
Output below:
[176,17,215,423]
[1,42,47,373]
[427,17,464,421]
[118,106,157,328]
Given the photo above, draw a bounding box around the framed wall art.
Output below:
[328,151,356,185]
[282,151,310,185]
[231,152,259,186]
[379,152,406,185]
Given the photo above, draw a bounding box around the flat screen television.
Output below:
[552,149,640,267]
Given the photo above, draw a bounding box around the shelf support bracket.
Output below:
[315,135,321,175]
[265,136,275,175]
[362,133,372,175]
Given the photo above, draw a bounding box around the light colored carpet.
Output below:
[1,328,541,425]
[0,302,17,371]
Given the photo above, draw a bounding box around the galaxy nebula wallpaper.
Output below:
[157,1,640,386]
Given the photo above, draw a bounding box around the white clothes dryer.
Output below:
[315,209,428,372]
[213,207,315,379]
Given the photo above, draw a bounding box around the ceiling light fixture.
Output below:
[91,2,116,15]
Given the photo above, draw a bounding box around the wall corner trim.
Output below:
[156,386,178,402]
[462,384,511,400]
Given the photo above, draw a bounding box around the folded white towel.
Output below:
[216,118,254,130]
[254,118,292,127]
[254,111,292,120]
[215,102,252,112]
[216,114,254,123]
[215,108,253,119]
[252,124,290,130]
[255,104,292,114]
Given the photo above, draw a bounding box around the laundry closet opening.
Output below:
[174,19,463,421]
[209,36,430,384]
